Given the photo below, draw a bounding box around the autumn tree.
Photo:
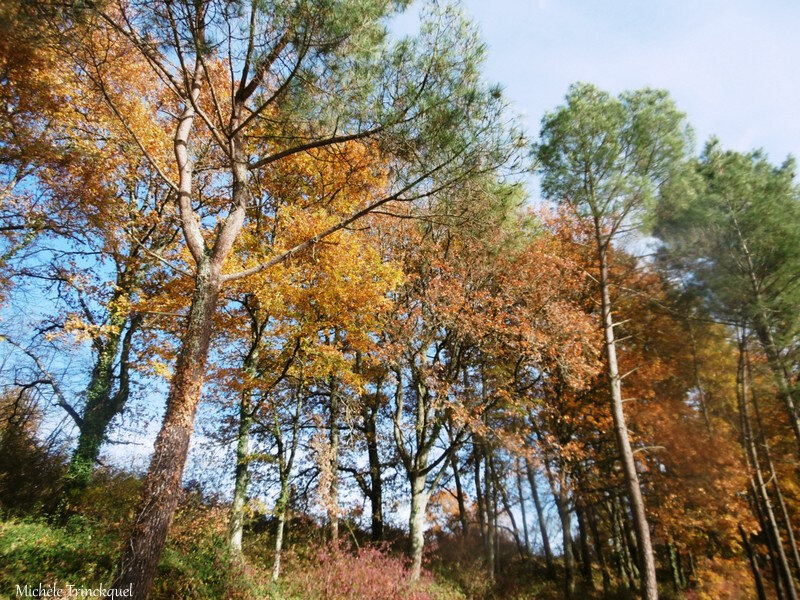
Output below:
[35,1,523,596]
[1,1,182,493]
[214,141,402,567]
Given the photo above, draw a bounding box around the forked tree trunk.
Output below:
[112,261,222,598]
[66,307,139,490]
[597,242,658,600]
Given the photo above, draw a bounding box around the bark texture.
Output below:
[112,262,221,598]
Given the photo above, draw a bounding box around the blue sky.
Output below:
[451,0,800,163]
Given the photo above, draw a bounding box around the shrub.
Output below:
[283,541,458,600]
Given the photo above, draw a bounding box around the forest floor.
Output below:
[0,466,645,600]
[0,447,696,600]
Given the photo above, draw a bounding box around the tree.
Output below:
[535,82,691,600]
[1,1,180,492]
[44,1,520,596]
[655,139,800,453]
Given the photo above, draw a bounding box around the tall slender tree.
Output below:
[536,82,691,600]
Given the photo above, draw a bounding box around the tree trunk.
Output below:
[749,359,800,579]
[668,542,681,592]
[754,316,800,454]
[739,335,797,600]
[740,524,769,600]
[588,503,612,595]
[66,304,139,490]
[620,498,642,582]
[496,460,526,558]
[543,457,574,598]
[229,355,257,555]
[272,385,302,581]
[112,261,221,599]
[408,473,429,581]
[556,480,575,599]
[229,329,261,555]
[576,503,595,589]
[229,397,251,555]
[452,451,468,536]
[526,457,555,578]
[597,245,658,600]
[772,467,800,583]
[612,496,638,589]
[328,377,340,542]
[364,402,383,542]
[676,550,687,588]
[732,216,800,454]
[516,459,530,552]
[272,477,290,581]
[751,477,786,600]
[484,451,496,580]
[687,322,713,434]
[609,498,631,588]
[111,67,251,598]
[475,447,487,542]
